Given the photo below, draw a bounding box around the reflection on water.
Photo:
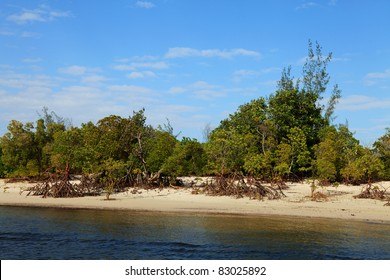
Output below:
[0,206,389,259]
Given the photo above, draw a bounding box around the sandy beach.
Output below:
[1,178,389,222]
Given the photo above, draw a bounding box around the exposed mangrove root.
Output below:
[311,191,329,202]
[25,173,84,198]
[24,169,176,198]
[195,175,285,200]
[353,184,388,200]
[24,171,286,200]
[77,174,103,196]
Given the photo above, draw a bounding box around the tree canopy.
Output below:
[0,41,388,184]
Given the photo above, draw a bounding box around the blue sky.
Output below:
[0,0,389,145]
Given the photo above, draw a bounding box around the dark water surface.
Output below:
[0,206,389,259]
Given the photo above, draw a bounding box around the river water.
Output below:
[0,206,389,259]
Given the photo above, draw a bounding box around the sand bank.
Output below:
[1,178,389,222]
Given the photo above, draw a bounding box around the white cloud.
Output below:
[113,61,169,71]
[58,65,88,76]
[7,11,45,24]
[165,47,261,59]
[58,65,101,76]
[136,1,156,9]
[364,69,390,86]
[337,95,390,111]
[0,30,15,36]
[166,81,223,99]
[0,73,55,89]
[127,71,156,79]
[233,67,280,82]
[81,75,108,85]
[168,86,187,94]
[233,70,261,83]
[365,69,390,79]
[20,31,41,38]
[190,81,218,90]
[6,6,71,25]
[167,81,259,100]
[21,58,42,63]
[107,85,155,95]
[295,2,319,10]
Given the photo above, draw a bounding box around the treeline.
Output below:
[0,42,389,184]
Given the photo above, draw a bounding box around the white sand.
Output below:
[1,178,389,222]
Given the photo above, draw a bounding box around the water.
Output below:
[0,206,389,259]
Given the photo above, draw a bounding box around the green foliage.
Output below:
[341,148,384,184]
[206,97,275,176]
[2,42,389,185]
[163,137,206,176]
[96,115,129,161]
[286,127,311,174]
[0,121,33,172]
[205,41,342,179]
[374,128,390,180]
[219,97,268,135]
[99,158,128,200]
[269,40,341,148]
[145,131,177,173]
[272,127,311,178]
[51,127,83,171]
[0,120,41,177]
[274,143,292,176]
[313,125,363,182]
[0,147,6,177]
[243,151,273,179]
[205,129,248,175]
[77,122,101,173]
[313,130,338,181]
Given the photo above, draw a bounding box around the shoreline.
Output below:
[2,202,390,225]
[1,179,390,223]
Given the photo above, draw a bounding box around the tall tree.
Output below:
[269,40,341,148]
